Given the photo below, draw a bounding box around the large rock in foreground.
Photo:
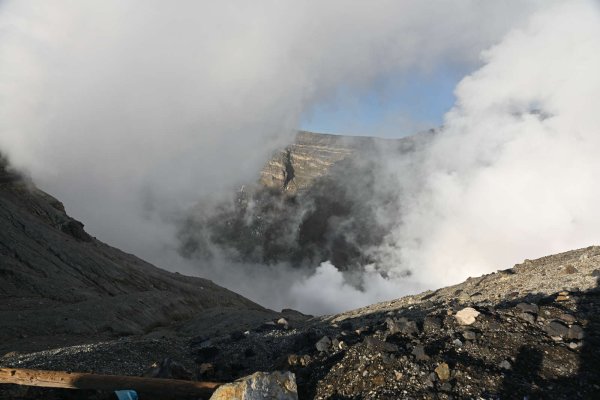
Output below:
[210,371,298,400]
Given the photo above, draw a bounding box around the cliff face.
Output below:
[258,131,420,193]
[178,131,430,270]
[0,161,279,354]
[260,131,365,193]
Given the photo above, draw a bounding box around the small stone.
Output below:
[516,303,539,314]
[441,382,453,391]
[556,295,570,302]
[457,291,471,303]
[569,342,582,350]
[355,326,371,335]
[559,291,569,296]
[300,355,311,366]
[558,313,576,324]
[520,312,536,324]
[435,363,451,381]
[371,375,385,386]
[287,354,299,366]
[338,340,348,350]
[277,318,289,328]
[394,370,404,380]
[455,307,480,325]
[462,330,477,341]
[364,336,399,353]
[331,338,340,349]
[452,339,463,347]
[412,345,429,361]
[315,336,331,352]
[387,317,420,336]
[545,321,569,338]
[568,325,585,340]
[499,360,512,370]
[145,358,192,380]
[423,316,443,333]
[563,265,578,274]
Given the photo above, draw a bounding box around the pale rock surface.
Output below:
[209,371,298,400]
[455,307,480,325]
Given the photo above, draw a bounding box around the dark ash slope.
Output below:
[0,158,276,355]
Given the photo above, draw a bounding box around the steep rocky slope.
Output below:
[3,246,599,399]
[0,158,285,356]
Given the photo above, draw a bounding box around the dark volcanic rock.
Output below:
[364,337,399,353]
[423,315,443,333]
[386,317,419,336]
[0,161,279,355]
[545,321,570,338]
[176,130,433,270]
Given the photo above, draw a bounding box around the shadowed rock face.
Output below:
[0,160,276,354]
[178,130,432,271]
[3,246,598,400]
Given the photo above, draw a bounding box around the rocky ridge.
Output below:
[0,157,290,357]
[3,246,599,399]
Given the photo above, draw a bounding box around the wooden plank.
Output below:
[0,368,221,399]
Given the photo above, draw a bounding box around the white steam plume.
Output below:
[1,1,587,315]
[288,0,600,314]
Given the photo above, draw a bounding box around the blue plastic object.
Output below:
[114,390,138,400]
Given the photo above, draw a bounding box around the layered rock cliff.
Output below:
[177,130,431,271]
[259,130,427,193]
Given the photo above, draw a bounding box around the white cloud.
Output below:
[0,0,578,314]
[375,0,600,290]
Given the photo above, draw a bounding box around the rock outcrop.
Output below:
[259,130,427,193]
[260,131,368,193]
[177,130,432,270]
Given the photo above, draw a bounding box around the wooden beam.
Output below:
[0,368,221,399]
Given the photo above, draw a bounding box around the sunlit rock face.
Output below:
[178,130,433,271]
[260,131,372,193]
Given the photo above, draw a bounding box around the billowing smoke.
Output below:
[2,1,596,315]
[292,0,600,314]
[372,0,600,283]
